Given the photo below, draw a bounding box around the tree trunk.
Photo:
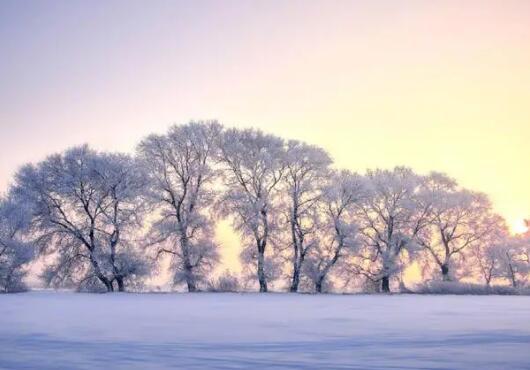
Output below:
[183,259,197,292]
[99,276,113,292]
[186,278,197,292]
[116,276,125,292]
[179,229,198,293]
[89,254,113,292]
[290,262,300,292]
[381,276,390,293]
[441,264,450,281]
[315,277,324,293]
[508,263,517,288]
[290,213,300,293]
[257,249,268,292]
[290,243,307,292]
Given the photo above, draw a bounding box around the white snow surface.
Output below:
[1,292,529,369]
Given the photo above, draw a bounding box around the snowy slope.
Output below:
[1,292,529,369]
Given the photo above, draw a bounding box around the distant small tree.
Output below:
[206,270,242,292]
[0,196,35,292]
[495,238,530,288]
[471,226,509,286]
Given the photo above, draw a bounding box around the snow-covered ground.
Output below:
[1,292,529,369]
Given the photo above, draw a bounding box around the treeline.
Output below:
[1,121,529,293]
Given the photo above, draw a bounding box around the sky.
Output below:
[1,0,529,270]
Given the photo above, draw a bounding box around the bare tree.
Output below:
[13,145,148,292]
[137,121,221,292]
[355,167,431,293]
[304,170,365,293]
[218,128,285,292]
[0,195,35,292]
[282,140,332,292]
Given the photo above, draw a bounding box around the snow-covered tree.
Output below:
[470,223,509,286]
[303,170,365,293]
[137,121,221,292]
[355,167,431,293]
[13,145,149,292]
[0,195,35,292]
[282,140,332,292]
[218,128,286,292]
[418,173,503,281]
[495,237,530,288]
[90,152,150,291]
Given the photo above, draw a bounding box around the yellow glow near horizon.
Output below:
[511,219,529,236]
